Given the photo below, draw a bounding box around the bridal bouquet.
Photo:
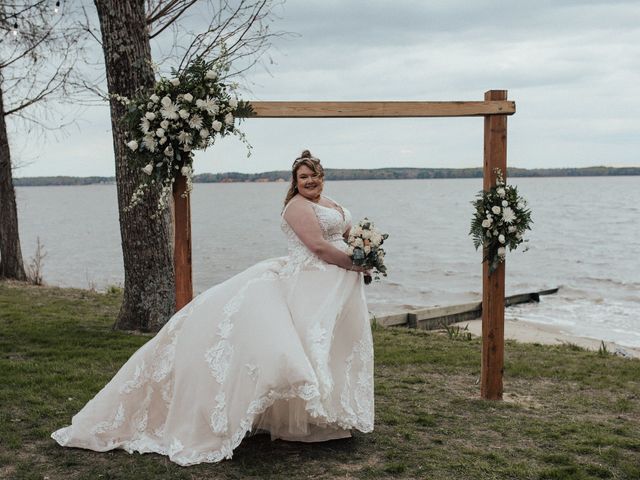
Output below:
[469,168,533,274]
[347,218,389,285]
[115,52,254,215]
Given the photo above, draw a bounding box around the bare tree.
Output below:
[0,2,89,281]
[92,0,283,332]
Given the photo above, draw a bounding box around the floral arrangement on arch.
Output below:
[469,168,533,274]
[115,54,254,214]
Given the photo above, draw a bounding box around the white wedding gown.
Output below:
[51,196,375,466]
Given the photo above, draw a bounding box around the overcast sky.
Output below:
[9,0,640,177]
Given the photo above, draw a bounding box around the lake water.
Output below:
[14,177,640,348]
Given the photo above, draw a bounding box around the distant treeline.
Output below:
[14,166,640,186]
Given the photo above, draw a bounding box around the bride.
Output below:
[51,149,375,466]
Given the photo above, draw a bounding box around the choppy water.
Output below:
[15,176,640,347]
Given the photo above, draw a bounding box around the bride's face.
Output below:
[296,164,323,200]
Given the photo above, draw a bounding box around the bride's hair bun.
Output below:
[300,149,312,159]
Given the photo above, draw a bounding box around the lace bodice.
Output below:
[280,195,352,274]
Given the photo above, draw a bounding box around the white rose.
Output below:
[229,97,238,109]
[362,230,372,240]
[181,166,191,176]
[354,238,364,248]
[481,219,492,228]
[142,163,153,175]
[211,120,222,132]
[497,246,506,256]
[183,93,193,103]
[502,200,508,207]
[224,112,234,125]
[498,234,505,244]
[145,112,156,121]
[497,187,505,198]
[149,94,159,103]
[508,225,517,233]
[155,128,165,137]
[160,120,169,129]
[205,69,217,79]
[160,96,172,107]
[352,227,363,236]
[492,206,501,215]
[179,109,189,119]
[195,99,204,109]
[159,137,167,145]
[170,78,180,86]
[199,128,210,138]
[164,145,174,157]
[126,140,138,151]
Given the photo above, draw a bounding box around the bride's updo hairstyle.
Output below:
[283,149,324,206]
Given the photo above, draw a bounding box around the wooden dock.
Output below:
[372,288,559,330]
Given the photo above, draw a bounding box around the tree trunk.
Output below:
[94,0,175,332]
[0,84,28,281]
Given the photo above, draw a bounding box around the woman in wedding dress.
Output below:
[51,149,375,466]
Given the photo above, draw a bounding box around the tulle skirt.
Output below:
[51,256,374,466]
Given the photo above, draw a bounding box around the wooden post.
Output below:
[481,90,508,400]
[172,175,193,310]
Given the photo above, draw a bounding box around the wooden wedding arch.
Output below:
[172,90,515,400]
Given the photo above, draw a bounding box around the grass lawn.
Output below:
[1,280,639,479]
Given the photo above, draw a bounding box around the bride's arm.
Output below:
[284,200,364,271]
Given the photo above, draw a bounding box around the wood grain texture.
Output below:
[247,101,515,118]
[173,176,193,311]
[481,90,508,400]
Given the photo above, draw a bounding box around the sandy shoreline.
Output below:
[449,318,640,359]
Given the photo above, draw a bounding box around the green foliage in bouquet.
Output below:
[469,168,533,274]
[115,51,254,215]
[348,218,389,285]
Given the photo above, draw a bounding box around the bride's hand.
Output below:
[349,265,370,274]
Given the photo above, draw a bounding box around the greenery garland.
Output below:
[114,52,254,215]
[469,168,533,274]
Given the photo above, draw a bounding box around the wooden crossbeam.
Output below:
[246,100,515,118]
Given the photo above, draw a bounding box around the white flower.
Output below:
[142,135,157,152]
[160,120,169,129]
[188,114,203,130]
[492,229,499,236]
[159,137,167,145]
[156,128,165,137]
[354,238,364,248]
[177,131,192,145]
[142,163,153,175]
[502,200,508,207]
[486,231,492,237]
[497,187,505,198]
[502,207,516,223]
[481,219,492,229]
[491,206,501,215]
[199,128,210,138]
[150,94,159,103]
[160,102,179,120]
[364,245,371,254]
[517,201,525,210]
[352,226,363,237]
[498,234,506,244]
[139,118,151,134]
[181,166,191,176]
[205,69,217,80]
[516,232,523,240]
[224,112,234,125]
[161,96,172,107]
[229,97,238,109]
[211,120,222,132]
[362,230,372,240]
[126,140,138,151]
[178,109,189,119]
[199,96,219,115]
[164,145,174,157]
[145,112,156,121]
[170,78,180,86]
[497,246,506,257]
[508,225,517,233]
[183,93,193,103]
